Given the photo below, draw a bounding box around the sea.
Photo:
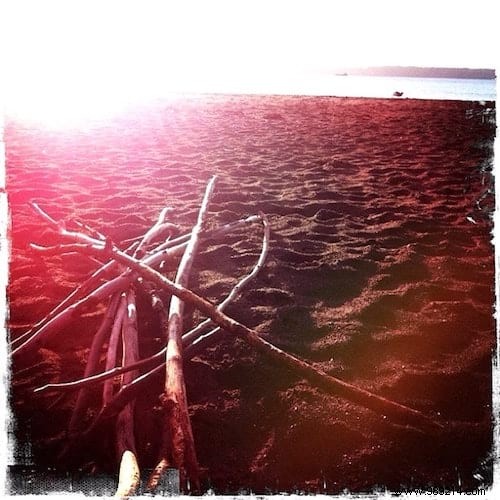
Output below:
[208,75,497,102]
[300,75,496,102]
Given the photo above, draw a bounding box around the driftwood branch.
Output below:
[30,242,104,256]
[150,176,217,493]
[115,450,140,499]
[35,348,165,395]
[133,206,177,257]
[111,248,443,434]
[114,289,141,497]
[29,203,443,437]
[182,211,270,347]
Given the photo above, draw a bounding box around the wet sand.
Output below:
[5,95,496,494]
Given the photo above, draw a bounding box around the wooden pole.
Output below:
[114,289,141,497]
[149,176,217,493]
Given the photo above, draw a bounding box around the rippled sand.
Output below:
[6,95,496,493]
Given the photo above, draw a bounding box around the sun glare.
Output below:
[3,1,235,127]
[2,0,354,127]
[3,0,496,128]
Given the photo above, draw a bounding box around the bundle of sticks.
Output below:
[10,176,443,496]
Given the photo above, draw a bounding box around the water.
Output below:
[302,75,496,102]
[222,75,496,102]
[340,75,494,101]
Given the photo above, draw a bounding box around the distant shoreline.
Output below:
[332,66,496,80]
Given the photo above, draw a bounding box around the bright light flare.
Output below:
[2,1,234,127]
[1,0,354,127]
[2,0,496,128]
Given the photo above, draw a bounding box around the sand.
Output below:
[5,95,496,494]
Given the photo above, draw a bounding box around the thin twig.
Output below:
[133,206,176,257]
[182,211,270,347]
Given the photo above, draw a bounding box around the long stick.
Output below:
[108,247,443,434]
[114,289,141,498]
[150,176,217,493]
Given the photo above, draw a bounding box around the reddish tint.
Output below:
[5,96,496,493]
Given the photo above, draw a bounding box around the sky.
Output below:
[1,0,498,122]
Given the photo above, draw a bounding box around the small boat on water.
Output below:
[393,91,404,97]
